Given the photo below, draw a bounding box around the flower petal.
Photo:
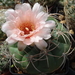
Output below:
[32,3,43,15]
[5,9,14,16]
[5,9,17,21]
[18,41,27,51]
[36,12,49,21]
[34,40,47,50]
[32,26,51,40]
[40,27,51,39]
[23,38,32,45]
[15,3,31,12]
[6,30,24,41]
[45,20,56,29]
[6,37,17,45]
[31,36,42,42]
[1,21,15,33]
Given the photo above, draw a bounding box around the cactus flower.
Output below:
[2,3,55,50]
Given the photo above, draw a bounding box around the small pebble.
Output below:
[69,30,74,34]
[58,15,65,21]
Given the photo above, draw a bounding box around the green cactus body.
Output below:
[64,0,75,32]
[9,17,71,74]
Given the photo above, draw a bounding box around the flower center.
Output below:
[19,22,35,34]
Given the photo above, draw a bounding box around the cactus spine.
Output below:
[0,41,9,72]
[28,0,60,7]
[64,0,75,32]
[9,17,71,74]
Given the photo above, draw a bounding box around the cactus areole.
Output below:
[2,3,71,74]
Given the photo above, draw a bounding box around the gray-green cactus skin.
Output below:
[64,0,75,32]
[9,17,71,74]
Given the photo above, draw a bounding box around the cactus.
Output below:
[0,41,10,73]
[28,0,60,7]
[9,16,71,74]
[0,9,7,41]
[64,0,75,32]
[59,0,64,6]
[0,0,16,8]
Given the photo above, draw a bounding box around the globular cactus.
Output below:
[0,9,7,41]
[28,0,60,7]
[9,17,71,74]
[0,0,17,8]
[0,41,10,73]
[64,0,75,32]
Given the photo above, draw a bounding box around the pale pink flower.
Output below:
[2,3,55,50]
